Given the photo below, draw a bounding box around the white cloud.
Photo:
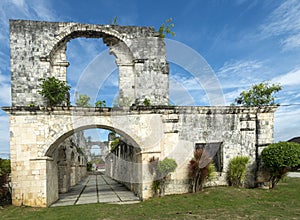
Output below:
[274,105,300,141]
[0,83,11,106]
[271,67,300,87]
[260,0,300,50]
[218,60,263,76]
[0,0,57,47]
[0,114,10,154]
[67,38,110,85]
[217,60,266,89]
[0,72,11,106]
[30,0,56,21]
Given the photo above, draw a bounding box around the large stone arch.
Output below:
[9,20,169,107]
[44,121,143,205]
[45,124,141,158]
[47,24,136,104]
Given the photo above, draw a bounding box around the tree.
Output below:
[75,94,92,107]
[38,77,71,107]
[234,82,281,107]
[261,142,300,188]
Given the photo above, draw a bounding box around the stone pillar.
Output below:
[118,64,135,106]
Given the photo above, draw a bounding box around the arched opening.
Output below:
[49,27,135,107]
[46,125,142,206]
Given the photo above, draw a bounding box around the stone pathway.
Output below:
[51,173,140,207]
[287,172,300,178]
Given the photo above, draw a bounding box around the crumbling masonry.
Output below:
[3,20,277,207]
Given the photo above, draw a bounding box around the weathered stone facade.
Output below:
[55,132,87,194]
[4,20,277,207]
[9,20,168,107]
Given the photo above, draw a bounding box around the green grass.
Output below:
[1,178,300,220]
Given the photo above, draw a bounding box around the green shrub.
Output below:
[143,98,151,107]
[261,142,300,188]
[0,158,11,205]
[75,94,92,107]
[38,77,71,107]
[0,158,10,175]
[87,162,92,172]
[207,163,217,181]
[110,138,120,152]
[157,158,177,178]
[95,100,106,108]
[227,156,250,187]
[149,157,177,197]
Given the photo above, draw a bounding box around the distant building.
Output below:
[288,137,300,144]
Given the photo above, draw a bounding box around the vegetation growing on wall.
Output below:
[143,98,151,107]
[158,18,176,38]
[110,138,120,152]
[226,156,250,187]
[75,93,92,107]
[38,77,71,107]
[261,142,300,188]
[95,100,106,108]
[234,82,281,107]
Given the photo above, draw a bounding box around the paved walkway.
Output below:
[287,172,300,178]
[51,173,140,207]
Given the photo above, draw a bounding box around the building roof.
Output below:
[288,137,300,144]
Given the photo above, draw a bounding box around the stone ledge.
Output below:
[2,105,278,116]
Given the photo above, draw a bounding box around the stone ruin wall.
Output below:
[9,20,169,107]
[5,20,277,207]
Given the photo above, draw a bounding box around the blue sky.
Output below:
[1,0,300,158]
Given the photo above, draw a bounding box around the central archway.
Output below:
[45,124,142,206]
[48,24,136,107]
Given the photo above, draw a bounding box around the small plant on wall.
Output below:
[95,100,106,108]
[143,98,151,107]
[148,157,177,197]
[158,18,176,38]
[226,156,250,187]
[38,77,71,107]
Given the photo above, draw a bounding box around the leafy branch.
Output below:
[158,18,176,38]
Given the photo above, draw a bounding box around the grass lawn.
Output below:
[1,177,300,220]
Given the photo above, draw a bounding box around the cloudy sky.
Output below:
[1,0,300,158]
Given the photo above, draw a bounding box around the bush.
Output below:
[261,142,300,188]
[0,158,11,206]
[87,162,92,172]
[227,156,250,187]
[143,98,151,107]
[75,94,92,107]
[149,157,177,197]
[95,100,106,108]
[207,163,217,181]
[188,149,212,192]
[157,158,177,178]
[38,77,71,107]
